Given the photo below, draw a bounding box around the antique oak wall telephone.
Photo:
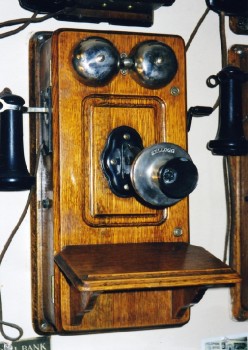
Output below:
[27,29,239,334]
[0,0,246,337]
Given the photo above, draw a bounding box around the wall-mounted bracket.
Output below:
[40,87,53,154]
[0,88,53,154]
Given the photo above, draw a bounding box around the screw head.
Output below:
[170,86,180,96]
[173,227,183,237]
[37,35,44,42]
[123,133,131,140]
[40,322,49,331]
[42,198,52,209]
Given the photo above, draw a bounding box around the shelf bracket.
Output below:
[172,287,207,319]
[70,286,101,326]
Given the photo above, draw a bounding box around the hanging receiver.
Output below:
[0,90,50,191]
[207,66,248,156]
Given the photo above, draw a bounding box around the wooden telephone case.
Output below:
[29,29,239,335]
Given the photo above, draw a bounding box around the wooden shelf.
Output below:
[55,242,240,325]
[55,243,240,292]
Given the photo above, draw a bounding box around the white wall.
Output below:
[0,0,247,349]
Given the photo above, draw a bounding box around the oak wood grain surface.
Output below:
[29,29,240,334]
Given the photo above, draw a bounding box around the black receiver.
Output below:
[207,66,248,156]
[206,0,248,16]
[0,91,35,190]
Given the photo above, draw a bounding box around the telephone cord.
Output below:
[0,144,43,342]
[0,7,75,39]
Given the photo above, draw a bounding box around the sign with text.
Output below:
[0,336,50,350]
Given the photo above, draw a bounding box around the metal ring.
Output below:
[206,75,219,88]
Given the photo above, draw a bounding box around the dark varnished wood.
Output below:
[55,243,239,292]
[55,243,239,325]
[70,287,100,326]
[228,45,248,321]
[172,287,207,319]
